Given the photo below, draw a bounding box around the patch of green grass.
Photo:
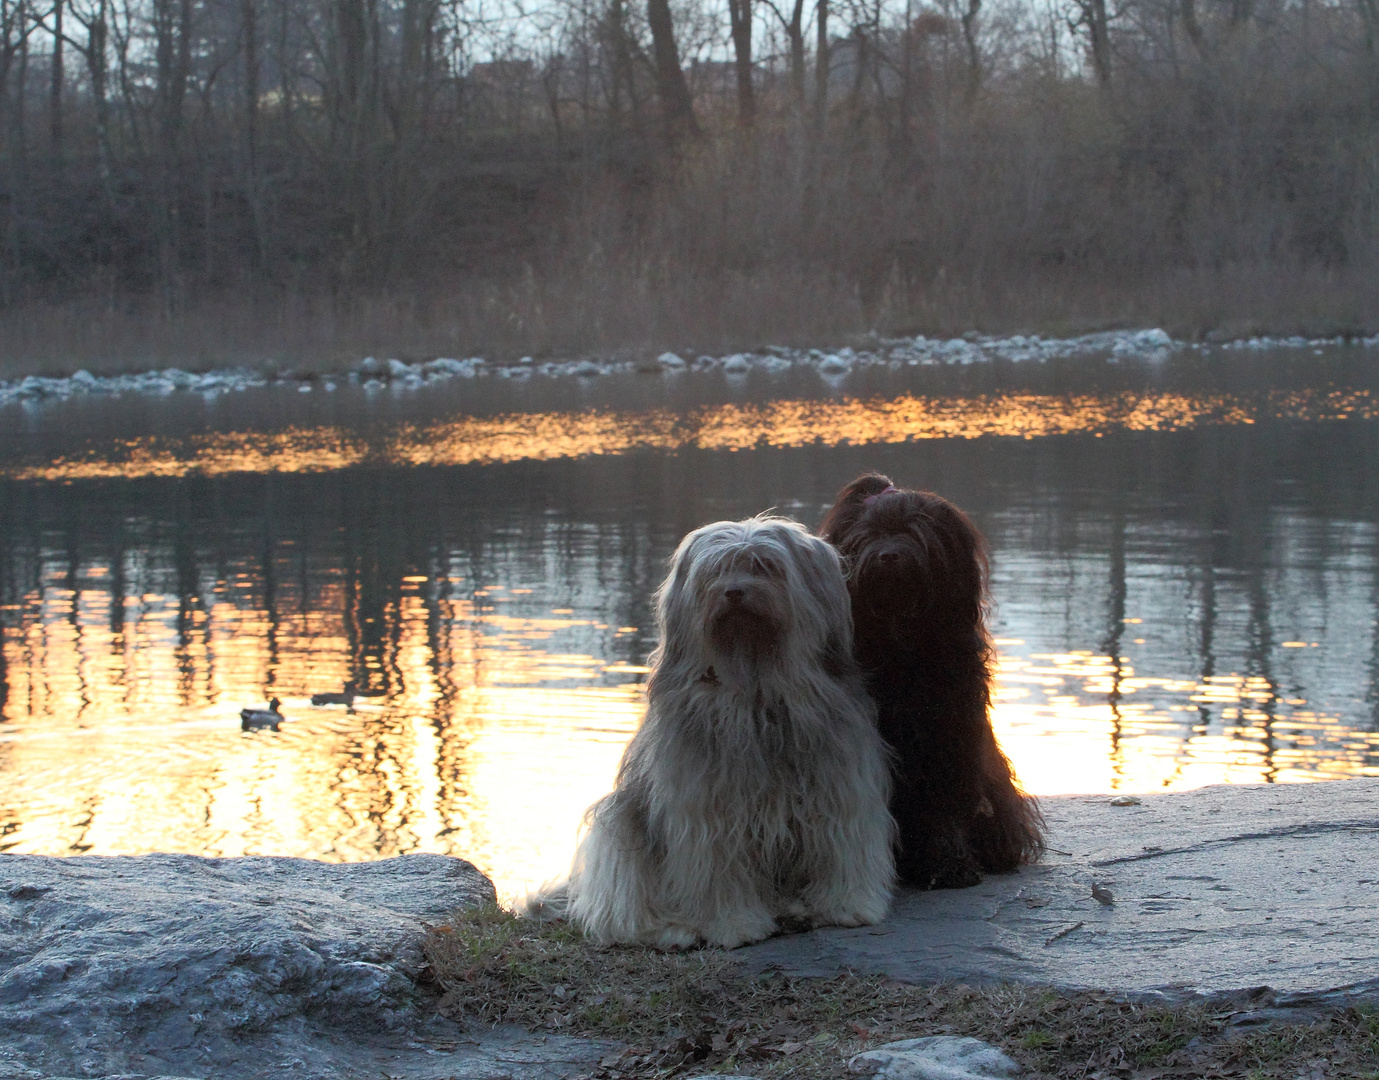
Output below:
[1020,1027,1055,1050]
[421,905,1379,1079]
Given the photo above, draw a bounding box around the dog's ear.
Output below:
[794,530,856,640]
[820,473,895,542]
[931,497,990,604]
[654,526,712,661]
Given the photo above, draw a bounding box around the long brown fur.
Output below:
[820,473,1044,889]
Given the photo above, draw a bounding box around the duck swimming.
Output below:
[310,683,356,706]
[240,697,284,731]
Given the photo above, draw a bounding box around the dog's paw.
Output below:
[807,907,877,930]
[701,910,778,949]
[923,861,983,890]
[650,924,702,950]
[775,911,813,935]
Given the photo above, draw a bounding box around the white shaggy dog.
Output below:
[528,516,895,949]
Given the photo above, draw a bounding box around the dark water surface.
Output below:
[3,348,1378,897]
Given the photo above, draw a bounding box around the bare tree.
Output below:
[959,0,980,98]
[815,0,828,123]
[646,0,697,137]
[1069,0,1112,84]
[64,0,112,189]
[47,0,60,155]
[0,0,1372,336]
[763,0,807,107]
[728,0,754,123]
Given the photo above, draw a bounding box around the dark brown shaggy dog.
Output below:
[820,473,1044,889]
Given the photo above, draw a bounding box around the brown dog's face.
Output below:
[820,473,987,633]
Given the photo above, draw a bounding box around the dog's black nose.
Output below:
[879,551,902,565]
[724,587,745,603]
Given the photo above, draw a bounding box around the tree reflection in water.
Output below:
[1,411,1378,899]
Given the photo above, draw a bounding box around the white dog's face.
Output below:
[703,547,791,661]
[655,517,852,676]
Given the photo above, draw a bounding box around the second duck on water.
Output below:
[310,683,356,706]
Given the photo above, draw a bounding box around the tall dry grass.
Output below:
[1,257,1373,379]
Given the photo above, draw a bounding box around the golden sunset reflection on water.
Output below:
[5,374,1379,897]
[3,574,1375,900]
[6,386,1378,481]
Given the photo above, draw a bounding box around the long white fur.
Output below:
[526,516,895,948]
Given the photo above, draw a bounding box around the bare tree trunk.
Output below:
[764,0,805,109]
[1360,0,1378,55]
[70,0,112,191]
[847,25,868,116]
[646,0,697,139]
[786,0,804,107]
[603,0,643,140]
[1,0,31,303]
[330,0,382,281]
[1071,0,1112,86]
[727,0,754,125]
[242,0,257,175]
[1180,0,1206,54]
[152,0,192,312]
[543,54,565,147]
[15,0,27,140]
[0,0,26,111]
[960,0,981,101]
[242,0,268,274]
[48,0,60,157]
[814,0,828,126]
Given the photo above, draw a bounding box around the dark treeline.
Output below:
[0,0,1376,370]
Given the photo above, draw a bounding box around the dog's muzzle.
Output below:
[708,577,782,649]
[853,544,926,609]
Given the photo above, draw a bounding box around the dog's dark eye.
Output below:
[753,557,784,578]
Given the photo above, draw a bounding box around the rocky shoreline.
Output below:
[4,328,1378,409]
[2,779,1376,1079]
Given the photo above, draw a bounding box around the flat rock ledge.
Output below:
[742,777,1379,1009]
[0,852,613,1080]
[2,779,1376,1079]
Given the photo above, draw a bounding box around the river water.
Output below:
[2,341,1377,898]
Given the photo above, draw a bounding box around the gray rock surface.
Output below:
[848,1037,1021,1079]
[4,780,1374,1079]
[0,853,613,1079]
[742,778,1379,1004]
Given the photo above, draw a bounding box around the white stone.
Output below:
[656,351,686,369]
[849,1036,1020,1079]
